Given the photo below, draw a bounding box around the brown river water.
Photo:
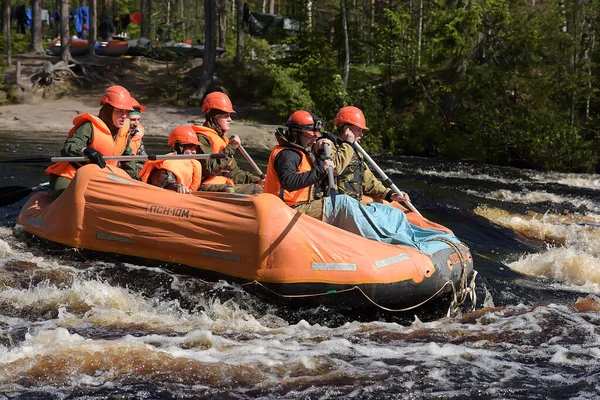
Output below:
[0,131,599,399]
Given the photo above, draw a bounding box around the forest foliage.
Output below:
[2,0,600,171]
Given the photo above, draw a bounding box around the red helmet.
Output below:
[201,92,235,113]
[334,106,369,130]
[168,126,201,147]
[286,110,323,137]
[99,85,134,110]
[130,97,146,113]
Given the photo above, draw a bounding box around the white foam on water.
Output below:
[467,188,600,211]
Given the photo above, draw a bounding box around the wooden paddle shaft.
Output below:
[352,142,423,217]
[237,144,266,179]
[49,153,226,163]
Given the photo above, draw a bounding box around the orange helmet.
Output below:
[99,85,134,110]
[201,92,235,113]
[168,126,201,147]
[130,97,146,113]
[334,106,369,130]
[286,110,323,137]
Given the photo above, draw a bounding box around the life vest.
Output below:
[127,123,145,155]
[265,146,315,206]
[191,125,234,186]
[139,153,202,191]
[45,113,128,180]
[335,149,365,200]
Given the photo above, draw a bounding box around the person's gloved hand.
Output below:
[82,147,106,168]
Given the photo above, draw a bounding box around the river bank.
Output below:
[0,98,279,150]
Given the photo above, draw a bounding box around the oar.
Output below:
[0,154,226,207]
[0,182,50,207]
[0,153,227,164]
[323,142,337,210]
[351,141,423,217]
[237,144,266,179]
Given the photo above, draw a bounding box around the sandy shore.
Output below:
[0,98,279,150]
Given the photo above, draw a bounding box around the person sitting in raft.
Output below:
[121,97,148,179]
[325,106,409,205]
[266,110,460,253]
[139,126,202,194]
[264,110,335,219]
[191,91,264,194]
[45,85,135,198]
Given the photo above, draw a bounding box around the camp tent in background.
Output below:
[247,12,299,41]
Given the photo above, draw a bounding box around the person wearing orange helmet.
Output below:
[139,126,202,194]
[264,110,335,219]
[191,91,264,194]
[327,106,410,205]
[45,85,135,198]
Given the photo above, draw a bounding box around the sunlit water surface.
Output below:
[0,132,599,399]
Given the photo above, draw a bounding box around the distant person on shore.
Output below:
[45,85,135,198]
[264,110,334,219]
[192,91,264,194]
[99,14,115,41]
[139,126,202,194]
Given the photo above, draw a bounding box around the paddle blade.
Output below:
[0,186,35,207]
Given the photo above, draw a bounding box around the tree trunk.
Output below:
[31,0,44,53]
[269,0,274,14]
[2,0,11,66]
[416,0,423,68]
[60,0,73,62]
[195,0,217,98]
[235,0,244,65]
[89,0,96,55]
[218,0,226,50]
[141,0,151,39]
[341,0,349,88]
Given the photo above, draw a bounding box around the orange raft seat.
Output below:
[17,164,475,312]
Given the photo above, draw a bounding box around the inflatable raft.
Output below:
[48,38,89,57]
[17,165,475,313]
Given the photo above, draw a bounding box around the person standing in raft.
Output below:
[266,110,460,253]
[264,110,335,219]
[139,126,202,194]
[45,85,135,198]
[191,91,264,194]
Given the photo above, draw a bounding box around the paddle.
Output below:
[236,143,266,180]
[0,153,227,207]
[322,142,337,210]
[0,182,50,207]
[351,141,423,217]
[0,153,227,164]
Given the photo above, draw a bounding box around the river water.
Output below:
[0,132,599,399]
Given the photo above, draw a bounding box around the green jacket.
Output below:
[328,137,391,201]
[196,134,260,185]
[60,122,143,180]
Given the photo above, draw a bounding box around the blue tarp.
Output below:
[323,194,460,255]
[25,8,32,27]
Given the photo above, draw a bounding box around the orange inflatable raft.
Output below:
[17,165,475,312]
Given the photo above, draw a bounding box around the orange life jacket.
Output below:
[45,113,129,180]
[139,153,202,191]
[191,125,234,186]
[128,123,145,155]
[265,146,315,206]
